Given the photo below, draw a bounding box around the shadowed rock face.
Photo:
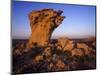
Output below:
[27,8,65,48]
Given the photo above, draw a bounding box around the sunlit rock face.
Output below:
[77,43,91,55]
[72,48,85,56]
[27,8,65,48]
[57,37,74,51]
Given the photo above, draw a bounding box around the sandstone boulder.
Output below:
[27,9,65,48]
[55,60,65,69]
[72,48,85,56]
[57,37,74,51]
[77,43,91,55]
[42,47,52,58]
[34,54,43,63]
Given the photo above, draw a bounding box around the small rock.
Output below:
[56,60,65,69]
[77,43,91,55]
[35,55,43,62]
[72,48,85,56]
[57,37,74,51]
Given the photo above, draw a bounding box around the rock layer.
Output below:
[27,9,65,48]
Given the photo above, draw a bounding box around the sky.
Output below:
[12,1,96,39]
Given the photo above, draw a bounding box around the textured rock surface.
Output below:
[77,43,91,55]
[72,48,85,56]
[57,37,74,51]
[55,60,65,69]
[13,38,96,73]
[27,9,65,48]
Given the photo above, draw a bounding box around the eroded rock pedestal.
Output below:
[27,9,65,48]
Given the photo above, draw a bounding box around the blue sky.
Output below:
[12,1,96,39]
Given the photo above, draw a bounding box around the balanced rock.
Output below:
[27,8,65,48]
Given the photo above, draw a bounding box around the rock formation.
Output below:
[27,8,65,48]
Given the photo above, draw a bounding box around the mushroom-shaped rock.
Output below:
[27,8,65,48]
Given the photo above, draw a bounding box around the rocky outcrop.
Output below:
[13,38,96,73]
[27,9,65,48]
